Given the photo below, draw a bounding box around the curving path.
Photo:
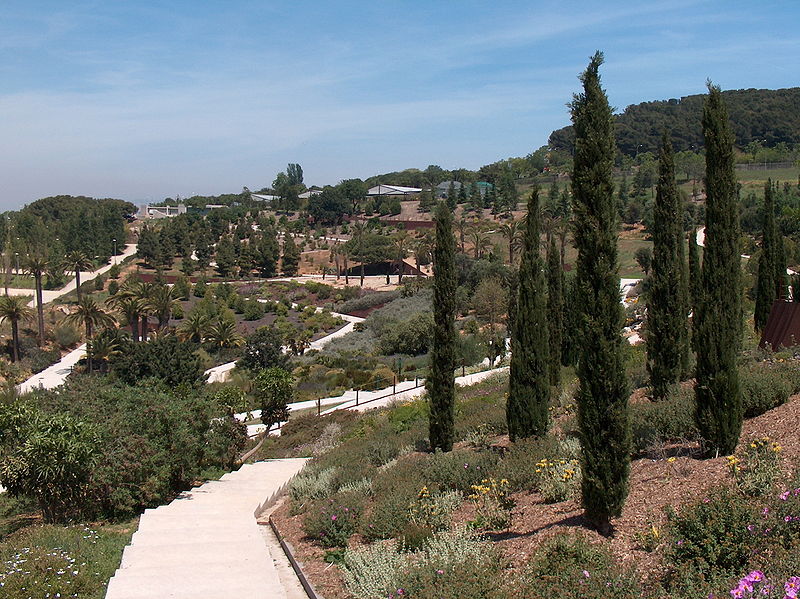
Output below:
[105,458,308,599]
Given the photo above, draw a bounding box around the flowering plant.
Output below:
[468,478,513,530]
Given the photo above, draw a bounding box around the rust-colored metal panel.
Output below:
[760,300,800,350]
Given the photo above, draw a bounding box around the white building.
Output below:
[366,184,421,197]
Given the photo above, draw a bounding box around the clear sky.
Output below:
[1,1,798,210]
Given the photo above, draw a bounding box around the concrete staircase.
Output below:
[105,459,309,599]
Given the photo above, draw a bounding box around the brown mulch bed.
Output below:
[271,391,800,598]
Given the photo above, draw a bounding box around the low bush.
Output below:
[516,531,643,599]
[26,347,61,374]
[303,491,364,548]
[408,486,462,532]
[289,466,338,507]
[335,290,401,314]
[629,386,697,453]
[52,322,81,349]
[727,436,782,497]
[666,488,756,581]
[421,449,499,494]
[740,364,793,418]
[492,435,563,492]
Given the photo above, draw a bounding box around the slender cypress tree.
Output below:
[694,84,743,457]
[688,230,702,315]
[647,134,689,400]
[570,52,630,534]
[754,180,779,332]
[547,236,563,387]
[427,200,457,452]
[507,188,550,440]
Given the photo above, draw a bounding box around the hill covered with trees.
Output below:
[549,87,800,157]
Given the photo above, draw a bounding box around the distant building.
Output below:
[366,184,421,197]
[299,187,322,200]
[251,194,281,203]
[139,203,187,219]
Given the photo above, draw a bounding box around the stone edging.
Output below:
[265,514,324,599]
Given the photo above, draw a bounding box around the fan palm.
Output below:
[86,329,127,373]
[116,280,155,340]
[105,294,143,341]
[470,227,492,259]
[499,219,524,265]
[0,295,34,362]
[24,254,48,345]
[206,317,245,349]
[63,296,116,372]
[62,251,93,301]
[146,284,179,329]
[392,231,411,283]
[178,310,211,343]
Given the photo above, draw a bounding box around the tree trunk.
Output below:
[344,256,349,284]
[86,321,93,373]
[140,315,148,341]
[11,319,19,362]
[35,273,44,345]
[75,270,82,301]
[129,316,139,342]
[360,263,365,287]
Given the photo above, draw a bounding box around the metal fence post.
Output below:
[393,375,396,395]
[356,388,359,406]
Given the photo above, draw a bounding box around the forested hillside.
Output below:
[549,87,800,156]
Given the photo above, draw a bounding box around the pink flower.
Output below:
[583,570,590,578]
[780,490,791,501]
[331,515,337,521]
[437,570,444,575]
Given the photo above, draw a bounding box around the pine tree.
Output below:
[694,84,743,457]
[468,183,483,212]
[427,200,457,452]
[281,235,300,276]
[137,224,160,267]
[647,133,689,400]
[570,52,630,534]
[547,236,563,387]
[447,182,457,211]
[507,188,550,440]
[754,180,779,332]
[458,182,468,204]
[215,236,237,277]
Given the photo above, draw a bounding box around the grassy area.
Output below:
[562,237,652,278]
[0,517,135,599]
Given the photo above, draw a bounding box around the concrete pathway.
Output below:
[16,343,87,395]
[5,243,138,308]
[105,458,308,599]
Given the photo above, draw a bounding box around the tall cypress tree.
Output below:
[647,134,689,400]
[547,236,563,387]
[694,84,743,457]
[507,188,550,440]
[570,52,630,534]
[755,180,779,332]
[427,200,457,452]
[688,230,702,314]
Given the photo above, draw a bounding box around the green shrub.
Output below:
[289,466,338,507]
[518,531,643,599]
[492,436,562,492]
[342,540,405,599]
[52,322,81,349]
[728,436,782,497]
[408,487,462,532]
[421,449,499,494]
[740,364,792,418]
[108,279,119,296]
[26,347,61,374]
[666,488,755,579]
[171,303,184,319]
[629,386,697,453]
[303,491,364,547]
[94,275,105,291]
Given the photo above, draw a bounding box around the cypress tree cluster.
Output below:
[694,84,743,457]
[507,188,550,440]
[647,134,690,400]
[688,230,702,316]
[754,180,786,333]
[570,52,630,534]
[547,236,563,387]
[427,200,457,452]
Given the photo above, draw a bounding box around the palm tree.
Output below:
[470,227,492,259]
[25,254,48,345]
[177,310,211,343]
[499,219,523,264]
[117,279,155,341]
[146,284,179,329]
[455,217,469,254]
[106,294,142,341]
[86,329,127,373]
[62,251,94,302]
[392,231,411,283]
[206,317,245,349]
[0,295,34,362]
[63,296,116,372]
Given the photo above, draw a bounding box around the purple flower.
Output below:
[583,570,590,578]
[780,490,791,501]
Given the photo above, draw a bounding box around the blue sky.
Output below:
[1,1,798,210]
